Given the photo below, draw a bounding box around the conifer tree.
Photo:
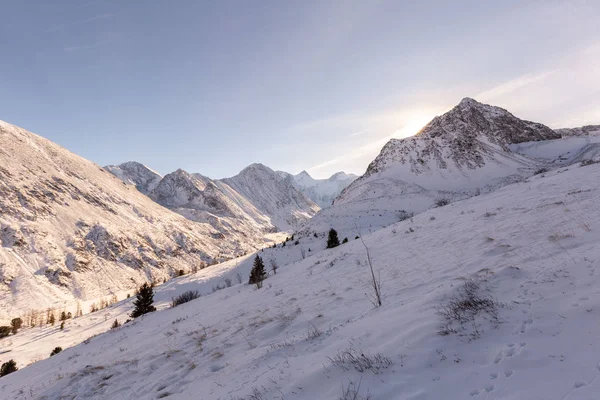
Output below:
[130,283,156,318]
[326,228,340,249]
[10,318,22,335]
[0,360,17,377]
[50,347,62,356]
[249,255,267,289]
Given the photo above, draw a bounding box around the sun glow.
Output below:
[392,112,436,139]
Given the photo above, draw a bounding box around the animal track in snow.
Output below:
[494,343,526,364]
[516,318,533,334]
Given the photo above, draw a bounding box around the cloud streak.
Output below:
[476,70,558,102]
[47,13,114,33]
[63,39,113,53]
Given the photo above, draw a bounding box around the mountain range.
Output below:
[2,97,600,324]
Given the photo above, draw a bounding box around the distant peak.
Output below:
[120,161,145,167]
[329,171,348,180]
[236,163,275,178]
[105,161,162,178]
[458,97,480,107]
[297,170,311,178]
[172,168,191,176]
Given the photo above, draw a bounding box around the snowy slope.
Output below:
[2,161,600,400]
[278,170,358,208]
[509,136,600,166]
[0,120,253,324]
[104,162,162,195]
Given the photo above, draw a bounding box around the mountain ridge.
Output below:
[0,119,251,323]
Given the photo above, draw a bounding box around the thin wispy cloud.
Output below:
[46,13,114,33]
[75,0,110,9]
[63,39,112,53]
[476,70,558,102]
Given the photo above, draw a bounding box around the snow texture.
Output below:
[2,161,600,400]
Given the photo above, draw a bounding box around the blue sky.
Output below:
[1,1,599,178]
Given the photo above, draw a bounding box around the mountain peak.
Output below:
[328,171,351,181]
[458,97,480,107]
[104,161,163,194]
[362,99,560,180]
[239,163,272,175]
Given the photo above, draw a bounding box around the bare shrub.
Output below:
[236,272,243,284]
[397,210,414,222]
[171,290,201,307]
[354,224,382,307]
[340,378,372,400]
[224,278,232,288]
[270,259,279,275]
[328,346,393,374]
[307,322,322,340]
[212,283,225,293]
[436,278,504,340]
[534,167,548,175]
[435,198,450,207]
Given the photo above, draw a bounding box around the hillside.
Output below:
[1,159,599,399]
[0,120,250,323]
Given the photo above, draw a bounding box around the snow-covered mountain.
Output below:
[555,124,600,137]
[107,162,320,242]
[0,120,253,323]
[104,161,162,195]
[340,97,559,204]
[4,158,600,400]
[278,170,358,208]
[221,164,320,229]
[303,98,598,237]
